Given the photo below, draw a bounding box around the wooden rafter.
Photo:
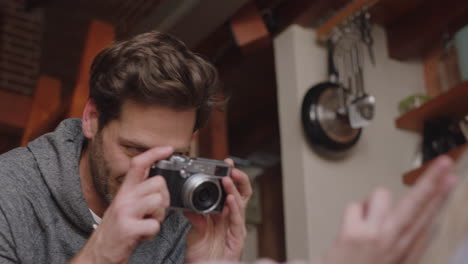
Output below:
[21,75,62,145]
[67,20,115,118]
[0,89,32,132]
[230,1,271,54]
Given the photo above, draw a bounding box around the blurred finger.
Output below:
[398,224,431,264]
[342,202,365,233]
[390,156,453,236]
[395,172,455,257]
[366,188,393,226]
[224,158,235,167]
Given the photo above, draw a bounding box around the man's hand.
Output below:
[70,146,174,264]
[184,158,253,263]
[322,155,456,264]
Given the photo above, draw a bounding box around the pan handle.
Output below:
[327,39,339,83]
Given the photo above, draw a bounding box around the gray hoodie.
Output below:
[0,118,190,263]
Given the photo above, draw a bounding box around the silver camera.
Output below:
[149,154,232,214]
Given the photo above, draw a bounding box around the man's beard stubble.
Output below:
[89,131,114,204]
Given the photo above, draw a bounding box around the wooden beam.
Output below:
[230,2,271,54]
[68,20,115,118]
[21,75,62,146]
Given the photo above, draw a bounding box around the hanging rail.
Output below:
[316,0,380,42]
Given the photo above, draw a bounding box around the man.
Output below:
[0,31,252,263]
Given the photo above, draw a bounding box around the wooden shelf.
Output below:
[403,143,468,185]
[395,81,468,132]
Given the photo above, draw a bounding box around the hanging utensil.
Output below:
[359,11,376,66]
[301,38,361,151]
[347,41,376,128]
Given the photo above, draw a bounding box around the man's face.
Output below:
[87,100,196,203]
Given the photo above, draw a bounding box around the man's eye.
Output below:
[125,146,145,155]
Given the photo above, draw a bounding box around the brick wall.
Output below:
[0,0,43,95]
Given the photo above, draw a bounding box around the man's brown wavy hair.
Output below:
[89,31,222,131]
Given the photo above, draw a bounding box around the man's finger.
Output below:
[131,176,170,206]
[226,195,245,238]
[123,146,174,188]
[231,168,253,203]
[224,158,253,202]
[136,219,161,241]
[222,176,245,218]
[132,193,168,221]
[184,212,210,240]
[387,156,453,240]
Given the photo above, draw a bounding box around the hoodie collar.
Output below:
[27,118,94,234]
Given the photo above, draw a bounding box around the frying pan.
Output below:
[301,39,361,151]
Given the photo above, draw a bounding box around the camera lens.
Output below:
[192,182,220,211]
[182,174,223,213]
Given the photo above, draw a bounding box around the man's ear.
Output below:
[82,100,99,139]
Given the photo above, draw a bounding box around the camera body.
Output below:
[149,154,232,214]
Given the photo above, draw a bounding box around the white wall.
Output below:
[273,25,425,260]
